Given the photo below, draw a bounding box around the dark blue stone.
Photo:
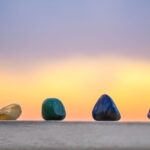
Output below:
[147,109,150,119]
[92,94,121,121]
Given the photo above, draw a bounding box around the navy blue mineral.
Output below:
[147,109,150,119]
[92,94,121,121]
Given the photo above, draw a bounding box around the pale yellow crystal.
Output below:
[0,104,22,120]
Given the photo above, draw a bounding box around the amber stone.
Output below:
[0,104,22,120]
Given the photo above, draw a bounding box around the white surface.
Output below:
[0,121,150,150]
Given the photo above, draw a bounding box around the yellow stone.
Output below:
[0,104,22,120]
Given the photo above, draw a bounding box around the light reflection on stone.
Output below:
[0,104,22,120]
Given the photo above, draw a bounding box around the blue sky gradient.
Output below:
[0,0,150,67]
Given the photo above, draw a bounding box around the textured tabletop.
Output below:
[0,121,150,150]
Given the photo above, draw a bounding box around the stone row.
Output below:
[0,94,149,120]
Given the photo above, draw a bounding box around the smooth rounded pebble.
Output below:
[0,104,22,120]
[92,94,121,121]
[147,109,150,119]
[42,98,66,120]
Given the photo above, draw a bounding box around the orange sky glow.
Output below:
[0,55,150,121]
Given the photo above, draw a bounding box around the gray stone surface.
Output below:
[0,121,150,150]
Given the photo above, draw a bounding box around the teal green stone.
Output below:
[42,98,66,120]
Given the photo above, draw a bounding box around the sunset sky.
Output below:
[0,0,150,121]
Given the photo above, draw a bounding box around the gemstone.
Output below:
[42,98,66,120]
[92,94,121,121]
[147,109,150,119]
[0,104,22,120]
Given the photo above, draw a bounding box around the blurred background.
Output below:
[0,0,150,121]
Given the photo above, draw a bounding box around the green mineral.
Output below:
[42,98,66,120]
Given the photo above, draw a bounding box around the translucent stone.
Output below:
[0,104,22,120]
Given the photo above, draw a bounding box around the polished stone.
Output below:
[92,94,121,121]
[42,98,66,120]
[147,109,150,119]
[0,104,22,120]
